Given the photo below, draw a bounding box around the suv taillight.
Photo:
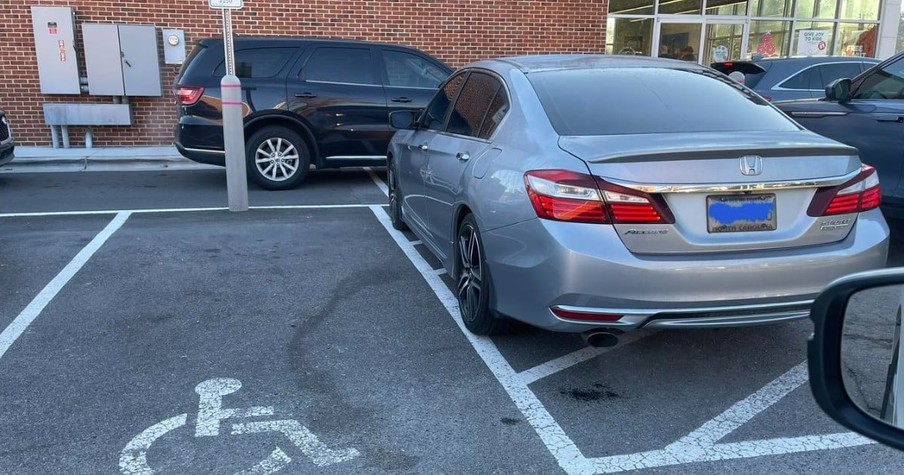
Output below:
[175,86,204,106]
[524,170,674,224]
[807,164,881,216]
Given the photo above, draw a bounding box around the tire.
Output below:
[387,159,408,231]
[245,126,311,190]
[456,214,506,335]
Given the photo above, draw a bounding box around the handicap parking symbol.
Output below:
[119,378,359,474]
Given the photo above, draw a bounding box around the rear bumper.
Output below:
[550,300,812,330]
[483,209,889,333]
[174,122,225,166]
[0,142,14,167]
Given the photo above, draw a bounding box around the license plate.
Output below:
[707,194,776,233]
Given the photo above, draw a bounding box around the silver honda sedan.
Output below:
[386,55,889,338]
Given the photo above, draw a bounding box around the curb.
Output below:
[1,147,220,172]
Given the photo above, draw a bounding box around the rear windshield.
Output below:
[742,71,766,88]
[528,67,799,136]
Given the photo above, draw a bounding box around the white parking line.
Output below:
[0,212,130,360]
[0,203,385,219]
[364,167,389,197]
[517,330,655,385]
[583,362,875,473]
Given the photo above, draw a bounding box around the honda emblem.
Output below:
[740,155,763,176]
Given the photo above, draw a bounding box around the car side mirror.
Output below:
[809,269,904,451]
[389,110,420,130]
[825,78,852,103]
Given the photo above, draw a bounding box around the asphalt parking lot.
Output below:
[2,167,904,474]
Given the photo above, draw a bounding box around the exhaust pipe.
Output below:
[582,330,620,348]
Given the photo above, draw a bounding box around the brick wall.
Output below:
[0,0,606,147]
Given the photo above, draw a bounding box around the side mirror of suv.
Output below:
[389,110,420,130]
[825,78,852,104]
[809,268,904,451]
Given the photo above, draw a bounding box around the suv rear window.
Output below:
[213,47,296,78]
[529,68,799,136]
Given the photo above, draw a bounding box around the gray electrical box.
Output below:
[83,23,162,97]
[162,29,186,65]
[31,6,81,94]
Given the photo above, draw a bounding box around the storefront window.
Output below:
[750,0,793,17]
[797,0,838,19]
[609,0,654,16]
[898,3,904,53]
[838,0,880,21]
[834,22,879,56]
[748,21,791,58]
[659,0,703,15]
[705,0,749,15]
[606,17,655,56]
[793,22,835,56]
[704,23,745,63]
[659,23,702,60]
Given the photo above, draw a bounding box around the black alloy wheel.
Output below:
[388,161,408,231]
[456,214,505,335]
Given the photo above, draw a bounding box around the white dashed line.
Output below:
[0,211,130,361]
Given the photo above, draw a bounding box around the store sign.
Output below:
[797,30,828,56]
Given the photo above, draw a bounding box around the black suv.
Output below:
[174,37,452,189]
[0,108,14,167]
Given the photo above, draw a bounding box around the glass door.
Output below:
[655,21,703,62]
[703,21,747,64]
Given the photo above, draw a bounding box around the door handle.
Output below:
[294,92,317,98]
[391,96,412,103]
[456,152,470,161]
[876,116,904,123]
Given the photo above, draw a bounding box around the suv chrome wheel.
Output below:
[245,126,311,190]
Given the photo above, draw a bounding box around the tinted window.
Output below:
[302,47,377,85]
[818,63,863,87]
[853,56,904,100]
[529,68,799,136]
[382,50,448,88]
[779,66,821,90]
[743,71,766,88]
[478,88,509,139]
[213,48,295,78]
[422,73,466,131]
[447,73,502,138]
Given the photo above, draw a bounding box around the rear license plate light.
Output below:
[707,194,777,233]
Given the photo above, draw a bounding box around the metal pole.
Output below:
[221,8,249,212]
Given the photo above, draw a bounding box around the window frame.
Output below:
[851,54,904,100]
[774,61,865,92]
[419,71,470,132]
[444,71,506,139]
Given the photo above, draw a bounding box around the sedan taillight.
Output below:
[524,170,608,223]
[175,86,204,106]
[807,165,881,216]
[524,170,674,224]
